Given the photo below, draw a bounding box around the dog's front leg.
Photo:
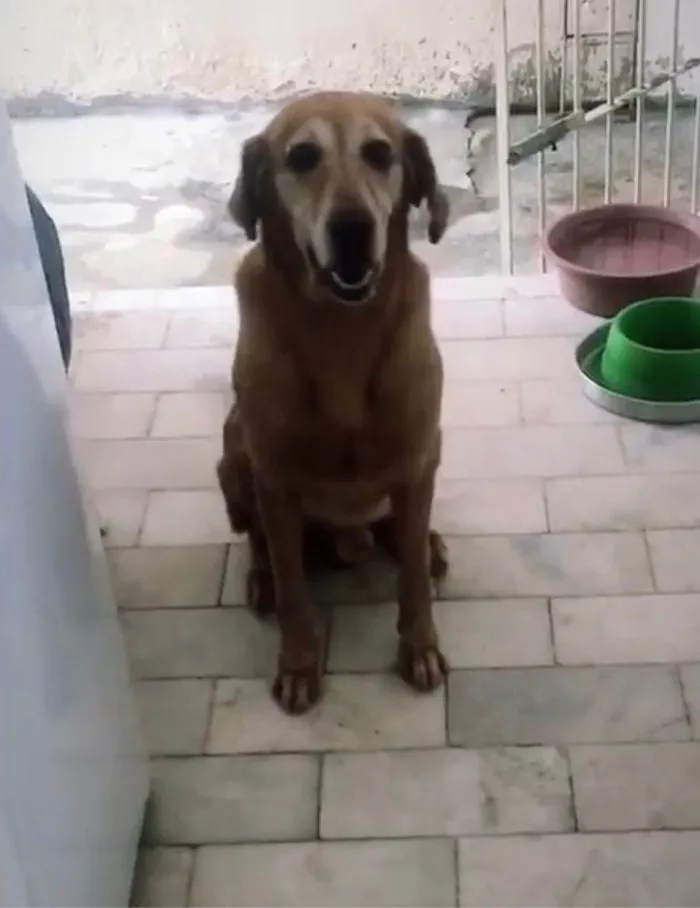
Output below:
[391,467,447,692]
[254,478,323,714]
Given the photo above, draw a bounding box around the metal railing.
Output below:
[494,0,700,274]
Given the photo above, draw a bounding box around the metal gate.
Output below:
[493,0,700,274]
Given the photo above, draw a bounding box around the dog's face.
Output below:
[229,92,449,306]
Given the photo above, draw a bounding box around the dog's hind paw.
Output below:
[371,519,449,580]
[397,641,447,692]
[246,566,276,620]
[273,665,323,715]
[429,530,449,580]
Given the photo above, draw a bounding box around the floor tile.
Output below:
[131,847,193,907]
[121,608,278,679]
[74,310,169,350]
[546,474,700,531]
[448,666,689,747]
[69,392,156,439]
[206,675,446,753]
[552,595,700,665]
[328,599,553,673]
[432,478,547,534]
[520,378,621,424]
[191,839,457,908]
[503,295,601,337]
[327,602,400,673]
[432,297,503,339]
[87,287,231,312]
[440,337,576,381]
[457,832,700,907]
[680,666,700,738]
[220,542,249,606]
[441,381,520,427]
[439,532,653,598]
[136,679,212,756]
[621,424,700,473]
[571,743,700,831]
[165,309,237,348]
[147,755,318,844]
[82,437,219,490]
[224,544,400,610]
[73,348,230,393]
[647,530,700,593]
[321,747,573,838]
[150,392,227,438]
[311,559,401,606]
[141,490,231,545]
[93,489,147,547]
[108,546,226,608]
[70,295,700,906]
[440,426,625,479]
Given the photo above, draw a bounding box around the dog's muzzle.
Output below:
[321,207,377,305]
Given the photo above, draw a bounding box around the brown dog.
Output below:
[217,91,450,714]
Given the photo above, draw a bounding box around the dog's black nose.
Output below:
[327,208,375,285]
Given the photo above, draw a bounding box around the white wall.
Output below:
[1,0,697,108]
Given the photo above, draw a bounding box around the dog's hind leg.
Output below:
[302,521,375,573]
[370,515,449,581]
[217,405,276,619]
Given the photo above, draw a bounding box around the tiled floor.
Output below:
[71,276,700,907]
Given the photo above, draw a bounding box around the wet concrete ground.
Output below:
[10,103,698,291]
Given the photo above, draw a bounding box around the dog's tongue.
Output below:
[331,248,371,286]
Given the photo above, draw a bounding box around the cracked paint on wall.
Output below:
[2,0,698,109]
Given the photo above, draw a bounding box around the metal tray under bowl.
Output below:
[576,323,700,424]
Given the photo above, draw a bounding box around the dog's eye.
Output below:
[285,142,322,174]
[361,139,394,172]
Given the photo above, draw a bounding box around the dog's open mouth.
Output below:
[327,268,374,303]
[308,247,376,306]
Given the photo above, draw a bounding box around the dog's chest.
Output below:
[287,417,400,526]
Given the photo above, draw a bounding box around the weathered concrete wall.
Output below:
[2,0,697,110]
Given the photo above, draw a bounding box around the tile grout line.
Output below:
[130,663,700,689]
[546,598,560,666]
[496,296,506,337]
[452,836,460,908]
[184,845,197,908]
[541,477,552,533]
[676,664,694,736]
[316,754,325,841]
[443,666,451,747]
[563,746,580,833]
[642,530,660,593]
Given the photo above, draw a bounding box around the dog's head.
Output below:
[228,91,449,306]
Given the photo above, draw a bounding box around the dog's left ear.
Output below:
[402,128,450,244]
[227,134,271,241]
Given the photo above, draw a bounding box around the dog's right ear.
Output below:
[227,135,271,242]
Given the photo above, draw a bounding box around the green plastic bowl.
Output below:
[601,297,700,402]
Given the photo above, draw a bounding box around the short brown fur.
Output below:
[218,91,450,714]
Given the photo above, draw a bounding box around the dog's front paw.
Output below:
[273,663,323,715]
[397,640,447,692]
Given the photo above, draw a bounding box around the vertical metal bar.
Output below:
[571,0,582,210]
[662,0,681,207]
[633,0,646,203]
[691,93,700,212]
[536,0,547,271]
[559,0,569,116]
[494,0,514,274]
[604,0,616,203]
